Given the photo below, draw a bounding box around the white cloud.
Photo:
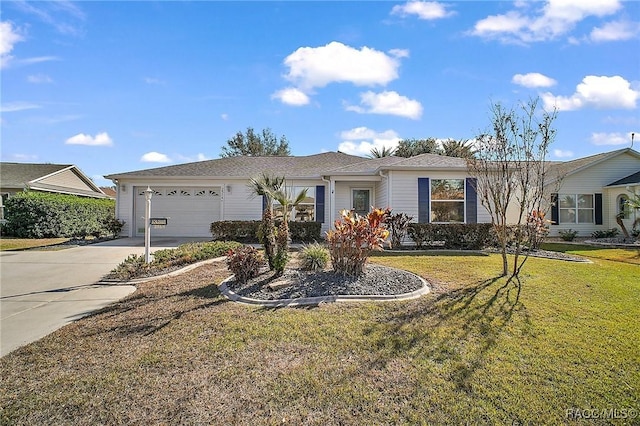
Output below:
[221,113,229,121]
[590,132,633,146]
[12,0,85,36]
[390,1,454,20]
[542,75,639,111]
[590,20,640,42]
[0,101,41,112]
[282,41,403,91]
[345,90,423,119]
[27,74,53,84]
[65,132,113,147]
[175,153,210,162]
[271,87,310,106]
[512,72,557,88]
[141,152,172,163]
[337,127,401,156]
[144,77,166,85]
[0,21,24,68]
[388,48,410,59]
[470,0,622,43]
[0,21,23,56]
[553,149,574,158]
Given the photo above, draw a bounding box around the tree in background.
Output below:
[368,146,396,158]
[441,139,475,159]
[395,138,440,158]
[221,127,291,157]
[467,98,559,280]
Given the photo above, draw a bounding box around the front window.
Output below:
[431,179,465,223]
[559,194,593,224]
[274,186,315,222]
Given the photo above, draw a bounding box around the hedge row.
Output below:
[407,223,496,250]
[210,220,322,243]
[2,191,118,238]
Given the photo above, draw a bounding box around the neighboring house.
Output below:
[0,162,110,220]
[104,148,640,239]
[546,149,640,237]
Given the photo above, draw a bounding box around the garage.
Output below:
[134,186,221,237]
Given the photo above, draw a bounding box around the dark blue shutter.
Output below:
[465,178,477,224]
[315,185,325,223]
[418,178,430,223]
[262,195,267,213]
[551,193,559,225]
[595,193,603,225]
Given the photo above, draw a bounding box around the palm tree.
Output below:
[441,139,475,158]
[270,185,309,275]
[247,173,284,270]
[368,146,396,158]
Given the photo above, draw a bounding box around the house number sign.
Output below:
[150,218,168,226]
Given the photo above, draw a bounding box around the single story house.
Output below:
[0,162,111,220]
[104,148,640,239]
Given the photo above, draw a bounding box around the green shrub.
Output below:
[326,209,389,276]
[300,243,330,271]
[211,220,321,243]
[105,241,241,281]
[407,223,495,250]
[287,221,322,243]
[225,245,265,284]
[108,254,148,281]
[211,221,261,243]
[559,229,579,241]
[591,228,620,239]
[2,191,115,238]
[385,210,413,249]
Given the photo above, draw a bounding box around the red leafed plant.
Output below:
[326,208,390,276]
[225,245,265,284]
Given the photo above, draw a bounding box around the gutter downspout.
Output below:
[322,176,333,228]
[379,170,390,209]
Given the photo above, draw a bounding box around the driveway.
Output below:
[0,237,208,357]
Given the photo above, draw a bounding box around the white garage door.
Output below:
[134,187,221,237]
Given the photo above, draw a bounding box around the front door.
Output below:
[352,189,371,216]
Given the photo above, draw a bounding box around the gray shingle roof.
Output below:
[547,148,635,180]
[607,170,640,186]
[105,152,366,179]
[327,153,468,175]
[0,163,73,188]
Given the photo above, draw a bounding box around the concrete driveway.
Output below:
[0,237,208,357]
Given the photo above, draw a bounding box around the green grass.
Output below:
[1,251,638,425]
[541,242,640,265]
[0,237,69,251]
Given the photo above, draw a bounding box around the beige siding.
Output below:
[115,178,329,236]
[388,171,491,223]
[334,181,376,220]
[550,152,640,236]
[39,169,95,192]
[376,174,388,210]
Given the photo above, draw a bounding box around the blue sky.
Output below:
[1,1,639,187]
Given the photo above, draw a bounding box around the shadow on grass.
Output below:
[81,281,228,338]
[364,274,527,393]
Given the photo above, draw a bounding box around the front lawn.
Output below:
[0,237,69,251]
[1,250,638,425]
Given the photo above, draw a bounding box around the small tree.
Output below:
[467,98,559,278]
[248,173,284,270]
[271,185,309,275]
[221,127,291,157]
